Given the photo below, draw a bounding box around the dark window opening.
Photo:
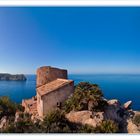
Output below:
[57,102,62,109]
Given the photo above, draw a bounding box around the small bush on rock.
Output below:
[95,120,119,133]
[41,109,72,133]
[79,124,96,133]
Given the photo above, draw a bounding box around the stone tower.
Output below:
[22,66,74,117]
[36,66,67,88]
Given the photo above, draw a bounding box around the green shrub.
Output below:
[41,109,72,133]
[79,124,96,133]
[64,82,106,113]
[2,112,40,133]
[0,96,24,119]
[3,123,15,133]
[95,120,119,133]
[41,109,96,133]
[0,96,18,119]
[133,114,140,126]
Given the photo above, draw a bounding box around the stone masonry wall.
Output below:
[36,66,67,88]
[37,93,44,117]
[41,81,74,116]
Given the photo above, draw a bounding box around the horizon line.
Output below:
[25,73,140,75]
[1,72,140,75]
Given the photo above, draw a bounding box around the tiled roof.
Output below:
[23,97,37,115]
[37,78,73,96]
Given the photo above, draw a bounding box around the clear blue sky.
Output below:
[0,7,140,74]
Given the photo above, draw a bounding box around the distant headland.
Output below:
[0,73,27,81]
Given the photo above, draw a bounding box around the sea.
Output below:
[0,74,140,110]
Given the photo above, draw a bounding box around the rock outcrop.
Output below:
[104,99,123,122]
[123,101,132,110]
[66,111,104,127]
[0,73,26,81]
[127,111,140,133]
[65,99,140,133]
[127,119,140,133]
[0,97,140,133]
[0,116,7,130]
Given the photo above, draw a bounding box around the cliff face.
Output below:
[66,99,140,133]
[0,73,26,81]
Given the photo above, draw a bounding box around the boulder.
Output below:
[127,119,140,133]
[123,101,132,110]
[105,99,123,121]
[107,99,121,107]
[0,116,7,129]
[104,106,122,122]
[66,111,104,128]
[66,111,92,123]
[84,119,98,128]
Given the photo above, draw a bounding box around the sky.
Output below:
[0,7,140,74]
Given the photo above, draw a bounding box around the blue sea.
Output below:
[0,74,140,110]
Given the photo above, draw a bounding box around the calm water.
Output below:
[0,74,140,110]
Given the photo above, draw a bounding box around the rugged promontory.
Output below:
[0,73,26,81]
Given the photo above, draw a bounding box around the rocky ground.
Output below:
[66,99,140,133]
[0,98,140,133]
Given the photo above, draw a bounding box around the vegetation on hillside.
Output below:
[64,82,107,113]
[95,120,119,133]
[3,112,37,133]
[0,96,23,119]
[2,109,96,133]
[40,109,97,133]
[0,82,120,133]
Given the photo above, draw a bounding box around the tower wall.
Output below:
[36,66,67,88]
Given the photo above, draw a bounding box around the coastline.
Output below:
[0,74,140,110]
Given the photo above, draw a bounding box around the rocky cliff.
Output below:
[66,99,140,133]
[0,73,26,81]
